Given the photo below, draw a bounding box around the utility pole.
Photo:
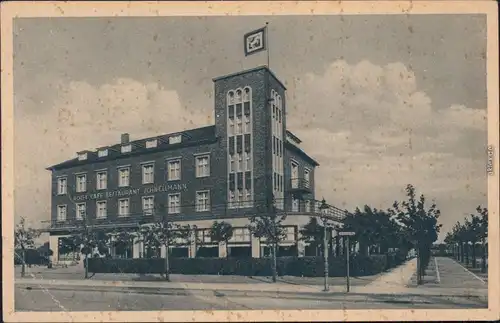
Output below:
[339,231,355,292]
[319,199,330,292]
[346,235,350,292]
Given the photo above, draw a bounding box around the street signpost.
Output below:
[339,231,355,292]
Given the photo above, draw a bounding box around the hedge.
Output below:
[88,252,407,277]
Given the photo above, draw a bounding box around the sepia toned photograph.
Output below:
[2,1,499,322]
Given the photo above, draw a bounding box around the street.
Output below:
[15,286,487,311]
[14,257,488,311]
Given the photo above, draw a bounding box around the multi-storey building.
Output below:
[45,66,346,262]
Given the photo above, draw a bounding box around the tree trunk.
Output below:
[460,242,465,262]
[481,239,487,273]
[465,242,469,266]
[225,241,229,259]
[271,242,277,283]
[471,241,477,268]
[164,243,170,281]
[84,254,89,279]
[21,249,26,278]
[416,247,422,285]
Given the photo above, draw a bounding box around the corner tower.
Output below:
[214,67,286,210]
[213,66,287,212]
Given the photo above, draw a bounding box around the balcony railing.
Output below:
[42,199,348,232]
[289,178,312,193]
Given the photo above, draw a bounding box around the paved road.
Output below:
[435,257,487,289]
[15,286,486,311]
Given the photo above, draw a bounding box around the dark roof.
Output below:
[285,130,302,144]
[47,125,217,171]
[284,140,320,167]
[212,65,287,91]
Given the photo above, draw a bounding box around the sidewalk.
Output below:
[360,257,417,292]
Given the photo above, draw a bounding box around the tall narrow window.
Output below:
[76,174,87,193]
[304,200,311,213]
[57,177,67,195]
[195,155,210,178]
[243,114,251,133]
[168,159,181,181]
[196,191,210,212]
[118,167,130,187]
[142,163,154,184]
[244,151,251,171]
[76,203,86,220]
[96,171,107,190]
[237,153,243,172]
[57,205,67,221]
[229,155,235,173]
[118,199,130,216]
[96,201,107,218]
[168,193,181,214]
[142,196,154,215]
[236,115,242,134]
[304,169,310,188]
[228,118,235,136]
[292,198,299,212]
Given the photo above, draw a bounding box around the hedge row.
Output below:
[88,252,407,277]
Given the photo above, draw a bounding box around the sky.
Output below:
[13,14,488,241]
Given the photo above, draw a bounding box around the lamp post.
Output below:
[319,198,330,292]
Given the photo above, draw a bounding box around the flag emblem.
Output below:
[244,27,267,56]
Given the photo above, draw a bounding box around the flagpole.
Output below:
[265,22,270,68]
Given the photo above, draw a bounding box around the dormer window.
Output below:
[169,135,182,144]
[146,139,158,149]
[121,144,132,153]
[98,149,108,157]
[77,152,88,161]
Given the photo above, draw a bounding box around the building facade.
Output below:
[45,66,346,262]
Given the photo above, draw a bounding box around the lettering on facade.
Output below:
[71,184,188,201]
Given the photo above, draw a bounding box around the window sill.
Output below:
[195,175,210,179]
[167,179,181,182]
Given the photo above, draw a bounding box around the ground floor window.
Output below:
[261,244,298,257]
[196,246,218,258]
[171,247,189,258]
[228,246,251,258]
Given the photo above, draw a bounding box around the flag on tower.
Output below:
[244,26,267,56]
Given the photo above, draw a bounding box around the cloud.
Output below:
[287,60,487,238]
[14,78,213,228]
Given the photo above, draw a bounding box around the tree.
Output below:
[299,217,324,256]
[14,217,41,277]
[209,221,234,258]
[69,221,110,279]
[342,206,406,256]
[110,229,136,259]
[137,214,182,281]
[390,184,442,285]
[476,206,488,273]
[177,224,201,256]
[248,195,287,283]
